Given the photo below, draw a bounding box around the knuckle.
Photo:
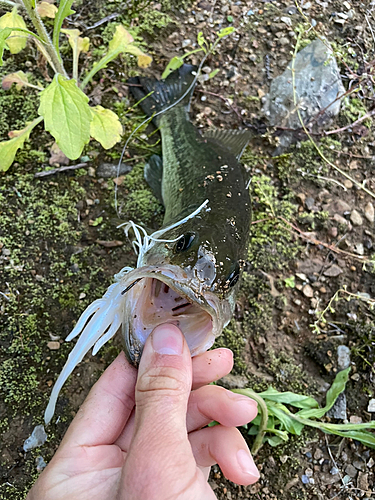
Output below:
[137,365,188,396]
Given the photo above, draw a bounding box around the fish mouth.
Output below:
[121,265,222,365]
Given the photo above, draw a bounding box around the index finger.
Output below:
[61,351,137,449]
[192,348,233,390]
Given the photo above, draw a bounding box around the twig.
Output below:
[365,14,375,49]
[325,109,375,135]
[34,163,88,178]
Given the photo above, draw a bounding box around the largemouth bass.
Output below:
[44,65,252,424]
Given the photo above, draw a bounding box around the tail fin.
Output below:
[128,64,197,124]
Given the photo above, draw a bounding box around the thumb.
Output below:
[123,324,196,496]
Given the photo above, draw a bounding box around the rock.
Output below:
[364,238,373,250]
[364,202,374,223]
[354,243,364,256]
[35,456,47,472]
[323,264,343,277]
[353,460,366,471]
[264,39,345,152]
[357,472,369,491]
[337,345,350,370]
[301,475,309,484]
[320,472,341,485]
[330,467,339,475]
[305,197,315,210]
[182,39,192,47]
[280,16,292,27]
[367,457,374,468]
[23,425,48,452]
[324,200,352,215]
[343,179,353,189]
[349,415,362,424]
[327,392,347,420]
[47,341,60,350]
[314,448,324,460]
[350,209,363,226]
[96,163,132,178]
[345,464,358,478]
[302,284,314,297]
[367,399,375,412]
[279,37,289,46]
[333,214,350,227]
[329,227,338,238]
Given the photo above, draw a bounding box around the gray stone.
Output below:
[350,209,363,226]
[324,200,352,215]
[323,264,343,277]
[219,374,248,389]
[345,464,358,478]
[364,202,374,223]
[23,425,47,452]
[367,398,375,412]
[327,392,347,420]
[354,243,364,256]
[302,284,314,297]
[337,345,350,370]
[357,472,369,491]
[305,197,315,210]
[97,163,132,178]
[353,460,365,471]
[264,39,345,152]
[35,456,47,472]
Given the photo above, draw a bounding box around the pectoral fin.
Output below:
[144,154,163,204]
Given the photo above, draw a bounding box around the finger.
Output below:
[61,351,137,448]
[187,385,257,431]
[192,348,233,390]
[121,324,197,495]
[189,426,260,486]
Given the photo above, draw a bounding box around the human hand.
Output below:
[27,324,259,500]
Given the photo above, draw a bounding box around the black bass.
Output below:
[44,65,252,424]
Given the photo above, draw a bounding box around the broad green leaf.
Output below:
[90,105,122,149]
[61,29,90,53]
[266,428,289,440]
[267,403,304,435]
[265,435,286,447]
[0,116,43,171]
[247,424,259,436]
[259,387,319,409]
[108,24,134,52]
[38,75,92,159]
[0,28,13,66]
[161,56,184,79]
[37,2,58,18]
[208,69,220,79]
[0,7,27,54]
[2,70,29,90]
[296,367,350,419]
[53,0,75,57]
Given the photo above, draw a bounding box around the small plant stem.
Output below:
[233,389,269,455]
[80,49,121,91]
[20,0,67,77]
[72,38,79,82]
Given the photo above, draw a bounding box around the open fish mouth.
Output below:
[121,266,221,365]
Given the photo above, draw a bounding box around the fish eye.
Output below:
[224,262,240,288]
[174,233,196,253]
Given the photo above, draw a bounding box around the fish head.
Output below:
[121,214,245,365]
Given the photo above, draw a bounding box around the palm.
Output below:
[28,345,258,500]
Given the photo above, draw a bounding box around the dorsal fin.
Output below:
[201,129,252,159]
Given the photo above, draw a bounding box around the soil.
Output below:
[1,0,375,499]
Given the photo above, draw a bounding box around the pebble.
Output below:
[35,456,47,472]
[327,392,347,420]
[354,243,364,256]
[364,202,374,223]
[330,467,339,475]
[301,475,309,484]
[279,37,289,45]
[367,399,375,412]
[47,341,60,350]
[350,209,363,226]
[367,457,374,468]
[345,464,358,478]
[305,197,315,210]
[302,284,314,298]
[182,39,192,48]
[280,16,292,26]
[343,179,353,189]
[357,472,369,491]
[333,213,349,227]
[323,264,343,277]
[353,460,366,471]
[337,345,350,370]
[324,199,351,215]
[302,1,312,8]
[219,374,248,389]
[23,425,48,451]
[349,415,363,424]
[96,163,132,178]
[329,227,338,238]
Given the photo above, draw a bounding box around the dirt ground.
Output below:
[1,0,375,499]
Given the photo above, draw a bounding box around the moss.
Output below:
[247,174,300,271]
[342,96,371,127]
[213,321,247,373]
[0,86,39,138]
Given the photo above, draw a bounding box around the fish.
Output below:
[44,64,252,425]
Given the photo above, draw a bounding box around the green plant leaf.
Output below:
[259,387,319,409]
[296,367,350,419]
[321,428,375,449]
[284,276,295,288]
[267,403,304,435]
[0,27,12,65]
[208,69,220,79]
[161,56,184,79]
[37,2,58,18]
[108,24,134,52]
[217,27,236,38]
[53,0,75,58]
[0,7,27,54]
[0,116,43,171]
[90,105,123,149]
[265,435,287,447]
[38,75,92,160]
